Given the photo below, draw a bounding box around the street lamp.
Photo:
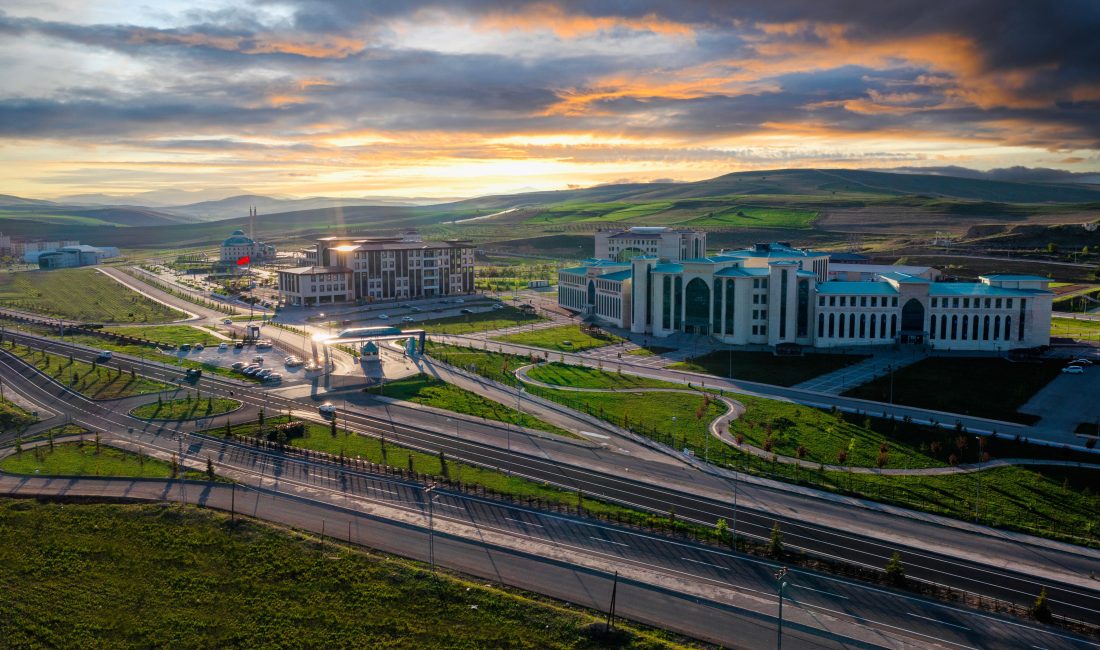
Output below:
[423,484,437,573]
[671,415,678,450]
[774,566,789,650]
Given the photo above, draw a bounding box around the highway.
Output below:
[3,328,1100,636]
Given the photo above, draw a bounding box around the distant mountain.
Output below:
[881,166,1100,186]
[161,194,451,221]
[0,194,59,207]
[59,188,255,207]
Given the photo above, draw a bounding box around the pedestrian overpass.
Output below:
[311,326,427,370]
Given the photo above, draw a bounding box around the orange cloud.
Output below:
[477,4,694,39]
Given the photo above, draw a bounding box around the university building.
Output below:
[559,227,1052,351]
[277,234,475,306]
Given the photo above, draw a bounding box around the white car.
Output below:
[318,402,337,416]
[284,356,304,367]
[401,316,415,323]
[242,365,260,375]
[218,342,228,351]
[1062,365,1085,374]
[257,368,272,378]
[454,298,464,304]
[377,314,390,320]
[264,373,282,383]
[231,361,245,370]
[194,343,204,351]
[1070,358,1094,366]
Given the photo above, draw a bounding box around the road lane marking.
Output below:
[681,557,727,570]
[907,612,971,631]
[435,502,464,510]
[590,537,629,547]
[506,517,544,527]
[792,584,848,600]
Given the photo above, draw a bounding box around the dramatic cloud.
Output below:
[0,1,1097,198]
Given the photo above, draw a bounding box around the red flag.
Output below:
[236,255,251,266]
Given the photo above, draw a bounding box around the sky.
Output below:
[1,0,1099,201]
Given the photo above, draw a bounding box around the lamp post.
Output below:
[774,567,789,650]
[672,415,678,450]
[423,484,437,573]
[974,435,983,523]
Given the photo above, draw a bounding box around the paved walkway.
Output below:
[794,347,925,394]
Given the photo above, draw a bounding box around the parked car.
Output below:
[252,355,264,364]
[256,339,272,349]
[242,365,260,375]
[318,402,337,416]
[264,373,282,383]
[257,368,272,379]
[179,344,191,352]
[218,342,228,351]
[1069,358,1094,366]
[222,318,233,325]
[234,342,244,349]
[284,356,303,367]
[194,343,204,351]
[1062,365,1085,374]
[231,361,245,370]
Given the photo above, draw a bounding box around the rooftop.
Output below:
[981,274,1052,282]
[601,269,633,282]
[279,266,350,275]
[929,284,1050,297]
[879,272,930,284]
[816,281,899,296]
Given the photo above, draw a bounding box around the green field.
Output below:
[1050,316,1100,338]
[6,340,172,399]
[104,324,224,346]
[363,374,575,438]
[684,205,817,229]
[0,268,186,323]
[419,305,547,334]
[526,363,671,389]
[0,441,203,479]
[494,324,625,352]
[0,500,686,649]
[427,342,530,386]
[842,357,1064,423]
[669,350,867,387]
[0,210,118,227]
[0,397,36,431]
[131,397,240,420]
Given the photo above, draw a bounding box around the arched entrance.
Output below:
[587,280,596,306]
[684,277,710,334]
[900,298,925,344]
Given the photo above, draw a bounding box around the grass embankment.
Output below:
[627,346,676,357]
[0,500,687,649]
[103,324,224,346]
[0,398,36,431]
[0,440,205,480]
[842,357,1063,424]
[131,397,241,421]
[669,350,866,387]
[494,324,624,352]
[419,305,547,335]
[430,344,1100,544]
[363,374,576,438]
[5,340,171,399]
[526,363,670,389]
[0,268,185,323]
[1050,317,1100,339]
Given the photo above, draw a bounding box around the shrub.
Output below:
[884,552,905,586]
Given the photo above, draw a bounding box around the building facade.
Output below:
[277,235,475,306]
[595,226,707,262]
[35,245,119,269]
[559,237,1053,352]
[220,229,275,263]
[275,267,353,306]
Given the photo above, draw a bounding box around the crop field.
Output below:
[0,500,685,649]
[685,206,817,229]
[0,210,119,227]
[0,268,185,323]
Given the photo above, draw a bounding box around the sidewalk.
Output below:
[794,348,924,394]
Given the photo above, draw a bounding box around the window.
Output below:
[753,294,760,304]
[859,313,866,338]
[1006,299,1013,309]
[963,298,969,309]
[829,296,836,307]
[818,312,825,338]
[961,315,969,340]
[892,297,898,307]
[931,298,937,308]
[860,297,867,307]
[752,309,758,320]
[872,297,878,307]
[828,313,835,338]
[819,296,825,307]
[995,298,1002,309]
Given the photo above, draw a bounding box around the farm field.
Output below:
[6,340,171,399]
[842,357,1064,424]
[0,500,686,649]
[494,324,624,352]
[669,350,866,387]
[0,268,185,323]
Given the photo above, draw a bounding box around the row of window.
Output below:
[928,314,1023,343]
[595,294,622,321]
[818,312,897,340]
[931,297,1017,310]
[820,295,900,308]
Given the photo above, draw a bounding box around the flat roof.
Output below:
[601,269,632,282]
[981,274,1051,282]
[879,272,929,284]
[929,284,1050,297]
[653,263,684,273]
[829,263,932,275]
[816,282,899,295]
[279,266,350,275]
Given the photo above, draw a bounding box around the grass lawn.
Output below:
[526,363,671,390]
[669,350,867,387]
[842,357,1064,423]
[628,345,676,357]
[0,441,204,480]
[1050,317,1100,338]
[494,324,624,352]
[15,423,89,444]
[104,324,224,346]
[0,397,36,431]
[419,305,547,335]
[6,340,172,399]
[0,268,186,323]
[427,341,534,386]
[363,374,576,438]
[131,397,241,420]
[0,500,687,649]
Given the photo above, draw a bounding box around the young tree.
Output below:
[884,552,906,586]
[715,518,731,546]
[330,417,337,437]
[206,456,215,481]
[257,408,265,437]
[438,450,448,478]
[1032,588,1053,623]
[769,522,784,558]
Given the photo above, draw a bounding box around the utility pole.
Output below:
[424,484,437,573]
[605,570,620,634]
[774,567,789,650]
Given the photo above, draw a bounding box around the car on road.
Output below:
[318,402,337,416]
[454,298,465,304]
[409,306,421,312]
[401,316,415,323]
[1062,365,1085,374]
[459,308,473,314]
[492,303,505,310]
[400,303,411,308]
[1069,358,1094,366]
[218,342,228,351]
[377,314,390,320]
[184,368,202,380]
[222,318,233,325]
[97,350,113,360]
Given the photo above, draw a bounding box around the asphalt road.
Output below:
[3,329,1100,634]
